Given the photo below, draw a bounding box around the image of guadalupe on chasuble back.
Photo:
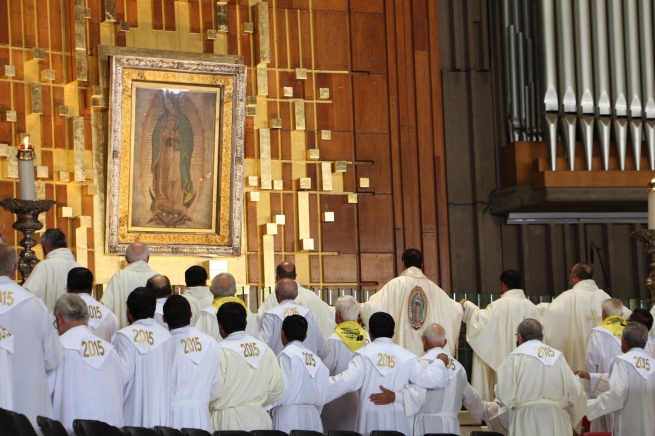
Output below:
[409,286,427,330]
[130,86,220,231]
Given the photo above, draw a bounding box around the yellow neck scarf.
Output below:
[212,296,247,310]
[334,320,367,352]
[600,315,628,337]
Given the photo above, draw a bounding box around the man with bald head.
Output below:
[259,278,325,356]
[102,243,159,328]
[542,263,630,372]
[195,272,259,342]
[24,228,82,311]
[146,275,172,328]
[371,323,485,436]
[496,319,586,436]
[258,262,335,337]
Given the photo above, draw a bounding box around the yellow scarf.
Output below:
[600,315,628,337]
[334,321,367,352]
[212,296,247,310]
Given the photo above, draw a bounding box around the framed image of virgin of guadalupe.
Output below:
[106,55,246,256]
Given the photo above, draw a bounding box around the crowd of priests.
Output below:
[1,228,654,436]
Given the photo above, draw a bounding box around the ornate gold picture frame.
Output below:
[107,55,246,256]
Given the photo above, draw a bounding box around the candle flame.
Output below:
[23,137,28,149]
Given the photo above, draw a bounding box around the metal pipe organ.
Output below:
[505,0,655,171]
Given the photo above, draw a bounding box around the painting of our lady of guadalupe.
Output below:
[129,85,221,232]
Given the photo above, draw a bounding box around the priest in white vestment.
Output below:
[361,249,462,356]
[258,261,335,337]
[164,295,221,432]
[24,229,82,311]
[542,263,629,372]
[65,267,118,342]
[195,272,258,342]
[460,269,540,401]
[112,287,176,427]
[210,302,285,431]
[260,279,325,356]
[146,275,172,328]
[181,265,213,325]
[371,323,485,436]
[50,294,123,434]
[495,319,586,436]
[582,298,626,431]
[272,314,329,433]
[0,244,63,428]
[101,243,159,328]
[587,322,655,436]
[326,312,451,436]
[0,323,12,410]
[321,296,368,432]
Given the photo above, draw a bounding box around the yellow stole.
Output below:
[334,321,367,352]
[600,315,628,337]
[212,296,247,310]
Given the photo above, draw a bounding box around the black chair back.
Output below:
[369,432,404,436]
[123,427,158,436]
[289,432,323,436]
[37,416,69,436]
[0,408,17,435]
[326,432,362,436]
[470,433,506,436]
[425,434,459,436]
[181,429,211,436]
[154,427,184,436]
[73,419,123,436]
[250,432,288,436]
[212,432,251,436]
[8,412,38,436]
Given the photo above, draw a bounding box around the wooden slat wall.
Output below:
[441,0,649,301]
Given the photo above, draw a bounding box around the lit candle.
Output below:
[17,137,35,200]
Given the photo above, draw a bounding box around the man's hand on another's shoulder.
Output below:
[436,353,449,366]
[369,385,395,405]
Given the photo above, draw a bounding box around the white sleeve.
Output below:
[259,314,276,349]
[408,357,449,389]
[461,370,485,422]
[112,333,136,386]
[326,354,366,403]
[586,360,629,421]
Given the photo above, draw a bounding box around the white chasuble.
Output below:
[78,293,119,342]
[326,338,449,436]
[170,326,221,431]
[463,289,540,401]
[210,332,285,431]
[112,318,176,427]
[23,248,82,312]
[101,261,159,328]
[0,276,63,429]
[272,341,329,433]
[496,340,586,436]
[587,348,655,436]
[51,326,123,434]
[542,280,612,371]
[362,267,463,357]
[259,300,325,356]
[258,282,336,337]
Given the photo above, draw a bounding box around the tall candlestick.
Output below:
[17,138,35,200]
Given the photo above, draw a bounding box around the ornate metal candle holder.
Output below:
[0,198,56,283]
[632,229,655,303]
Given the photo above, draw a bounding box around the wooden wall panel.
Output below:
[353,74,388,133]
[360,253,394,286]
[354,134,391,194]
[358,194,393,253]
[313,11,350,71]
[320,195,357,253]
[323,254,358,282]
[350,13,387,73]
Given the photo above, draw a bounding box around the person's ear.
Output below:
[189,311,193,319]
[443,338,448,348]
[66,285,70,294]
[303,333,308,341]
